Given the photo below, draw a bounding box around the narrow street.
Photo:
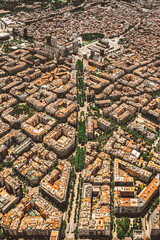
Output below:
[142,215,150,239]
[65,172,80,240]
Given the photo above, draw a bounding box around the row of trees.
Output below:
[75,147,85,171]
[121,113,137,126]
[122,125,152,146]
[60,220,66,239]
[77,119,86,145]
[74,176,83,239]
[110,157,114,232]
[154,138,160,152]
[142,112,159,125]
[94,125,118,150]
[76,59,85,107]
[67,167,76,222]
[72,59,86,238]
[147,197,159,221]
